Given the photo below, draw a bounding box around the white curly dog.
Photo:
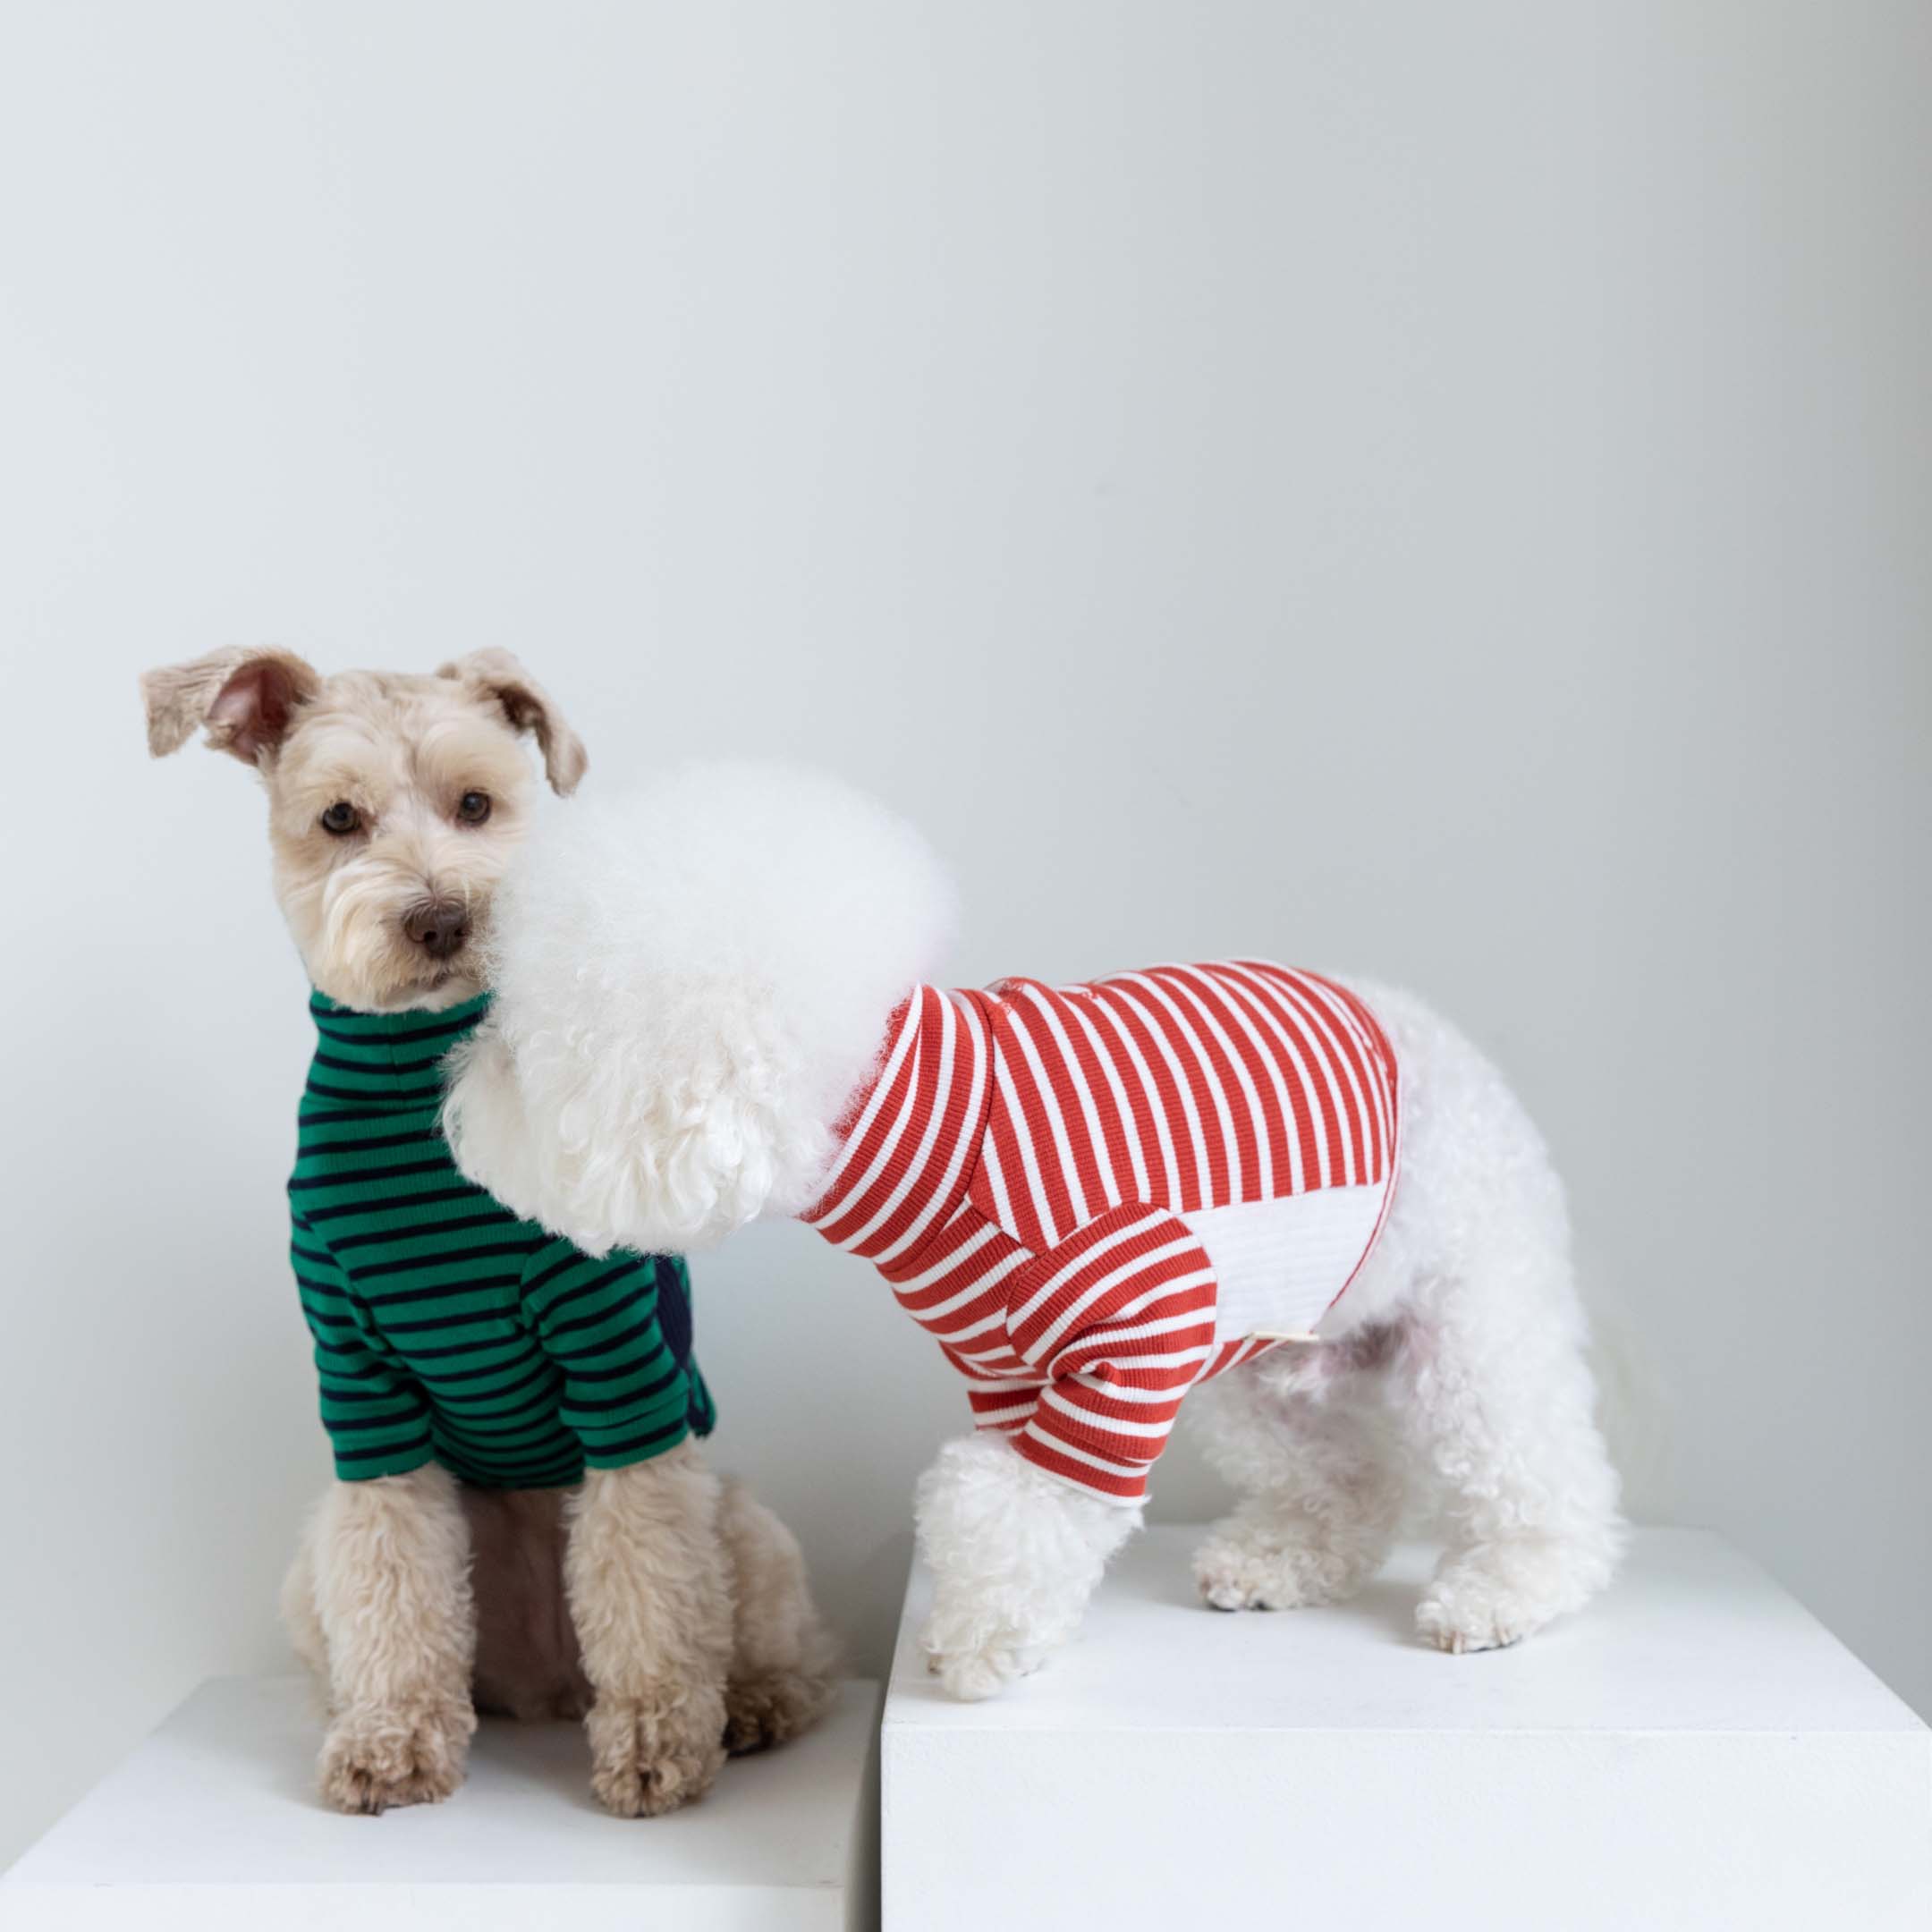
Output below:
[443,763,1624,1700]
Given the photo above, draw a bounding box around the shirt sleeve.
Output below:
[999,1203,1220,1504]
[941,1346,1048,1441]
[521,1241,707,1470]
[290,1215,435,1480]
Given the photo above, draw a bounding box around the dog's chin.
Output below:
[313,954,487,1016]
[393,965,487,1013]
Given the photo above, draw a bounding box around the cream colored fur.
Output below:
[143,644,584,1013]
[567,1451,733,1817]
[282,1463,479,1812]
[716,1478,844,1753]
[146,651,835,1813]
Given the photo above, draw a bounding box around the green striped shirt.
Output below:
[288,992,713,1487]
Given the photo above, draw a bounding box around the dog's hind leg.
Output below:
[1329,979,1625,1653]
[1394,1259,1625,1653]
[565,1445,733,1818]
[717,1479,840,1753]
[1189,1338,1403,1611]
[303,1462,479,1813]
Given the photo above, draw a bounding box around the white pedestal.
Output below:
[883,1528,1931,1932]
[1,1676,879,1932]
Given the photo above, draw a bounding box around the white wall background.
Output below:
[2,0,1928,1866]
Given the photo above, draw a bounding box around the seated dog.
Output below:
[444,762,1624,1699]
[143,655,835,1811]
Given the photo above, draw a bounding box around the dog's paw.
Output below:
[724,1670,834,1755]
[586,1688,727,1818]
[924,1640,1039,1700]
[1415,1581,1527,1654]
[1192,1529,1378,1612]
[919,1616,1047,1702]
[1416,1537,1598,1655]
[318,1697,475,1814]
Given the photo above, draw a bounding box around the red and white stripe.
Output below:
[802,963,1399,1504]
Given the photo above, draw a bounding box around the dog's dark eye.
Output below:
[319,801,361,836]
[456,791,492,826]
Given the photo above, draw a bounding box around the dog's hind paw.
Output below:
[1192,1527,1381,1612]
[1416,1536,1609,1655]
[318,1696,475,1814]
[724,1669,834,1754]
[586,1687,727,1818]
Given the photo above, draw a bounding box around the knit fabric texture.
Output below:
[804,962,1399,1504]
[289,992,712,1487]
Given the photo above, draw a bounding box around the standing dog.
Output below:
[142,653,835,1812]
[442,764,1624,1700]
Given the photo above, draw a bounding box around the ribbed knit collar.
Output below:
[303,990,493,1113]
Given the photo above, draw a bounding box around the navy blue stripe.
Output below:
[345,1236,538,1278]
[332,1434,435,1465]
[562,1363,684,1412]
[304,1187,473,1225]
[330,1210,521,1252]
[582,1419,690,1461]
[304,1078,447,1104]
[312,1010,485,1046]
[290,1158,450,1191]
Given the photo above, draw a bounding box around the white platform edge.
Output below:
[2,1677,881,1932]
[880,1529,1932,1932]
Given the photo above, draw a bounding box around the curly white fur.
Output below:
[445,766,1624,1698]
[444,762,955,1255]
[915,1434,1139,1699]
[1186,982,1625,1655]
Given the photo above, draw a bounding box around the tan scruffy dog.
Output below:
[141,647,836,1817]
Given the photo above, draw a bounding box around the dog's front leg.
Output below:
[916,1433,1140,1699]
[304,1462,478,1814]
[565,1445,733,1817]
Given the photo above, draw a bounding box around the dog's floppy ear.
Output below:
[437,648,588,797]
[140,647,323,765]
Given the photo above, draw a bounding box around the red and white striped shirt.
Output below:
[803,962,1401,1504]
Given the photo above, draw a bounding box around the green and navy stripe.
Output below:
[290,992,712,1487]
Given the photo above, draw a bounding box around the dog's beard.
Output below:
[293,866,492,1013]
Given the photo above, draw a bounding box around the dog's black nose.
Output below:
[402,900,469,960]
